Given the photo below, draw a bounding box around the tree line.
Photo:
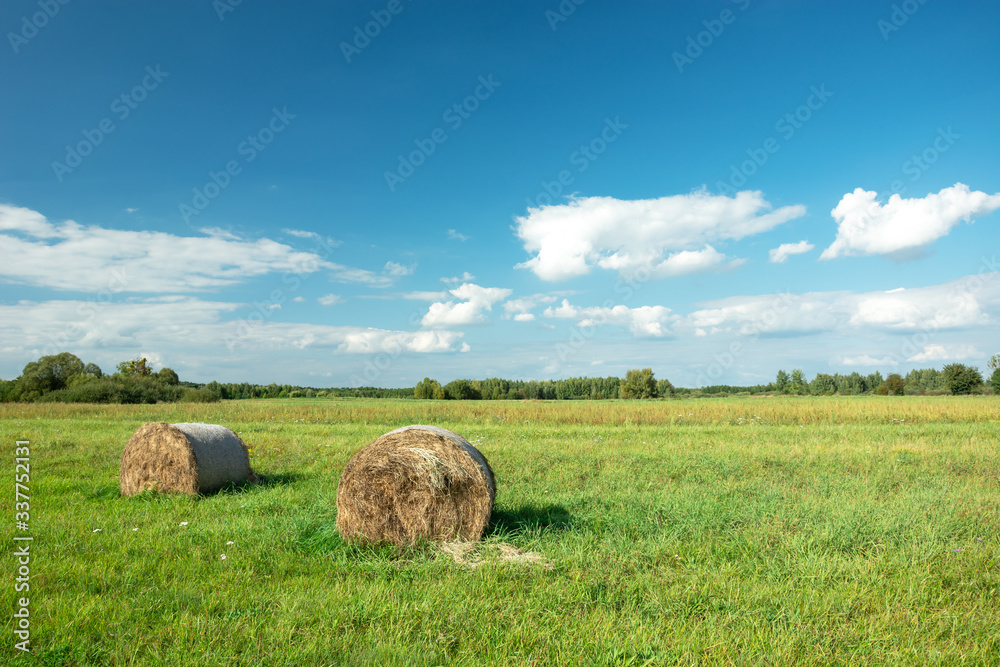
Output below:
[1,353,997,404]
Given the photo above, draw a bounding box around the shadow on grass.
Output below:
[487,503,574,538]
[232,470,305,491]
[112,471,305,501]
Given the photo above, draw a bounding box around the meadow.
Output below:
[2,396,998,666]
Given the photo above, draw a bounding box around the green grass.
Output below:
[2,397,998,666]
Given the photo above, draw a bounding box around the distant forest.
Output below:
[1,352,997,404]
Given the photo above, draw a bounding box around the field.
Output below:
[2,397,999,666]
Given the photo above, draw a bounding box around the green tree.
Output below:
[620,368,657,399]
[991,368,1000,395]
[774,369,790,393]
[655,378,674,398]
[942,363,983,395]
[883,373,905,396]
[789,369,807,394]
[443,379,481,400]
[810,373,836,395]
[414,377,442,399]
[988,354,1000,373]
[157,367,179,385]
[18,352,86,396]
[116,357,153,378]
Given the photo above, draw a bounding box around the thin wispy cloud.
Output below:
[769,241,814,263]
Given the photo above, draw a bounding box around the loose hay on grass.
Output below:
[120,422,257,496]
[336,425,495,545]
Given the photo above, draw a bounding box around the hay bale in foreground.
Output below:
[336,425,495,545]
[120,422,257,496]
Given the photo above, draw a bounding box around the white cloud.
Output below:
[199,227,242,241]
[680,273,1000,338]
[821,183,1000,259]
[441,272,476,285]
[336,329,464,354]
[333,261,413,288]
[383,261,414,277]
[840,355,899,367]
[292,296,306,303]
[0,298,466,366]
[514,190,806,281]
[502,294,558,320]
[402,290,449,301]
[0,204,336,293]
[543,299,676,337]
[421,283,513,328]
[769,240,814,263]
[448,229,469,241]
[318,294,345,306]
[906,344,981,363]
[125,207,139,214]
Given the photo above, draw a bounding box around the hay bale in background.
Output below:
[336,425,495,545]
[120,422,257,496]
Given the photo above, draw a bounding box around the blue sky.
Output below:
[2,0,999,387]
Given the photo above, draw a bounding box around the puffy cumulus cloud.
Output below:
[543,299,676,337]
[821,183,1000,259]
[769,240,814,263]
[421,283,513,328]
[0,204,344,293]
[514,191,805,281]
[906,343,981,363]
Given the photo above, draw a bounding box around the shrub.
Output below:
[942,364,983,395]
[621,368,657,399]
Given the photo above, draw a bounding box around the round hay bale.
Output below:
[336,425,495,545]
[120,422,257,496]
